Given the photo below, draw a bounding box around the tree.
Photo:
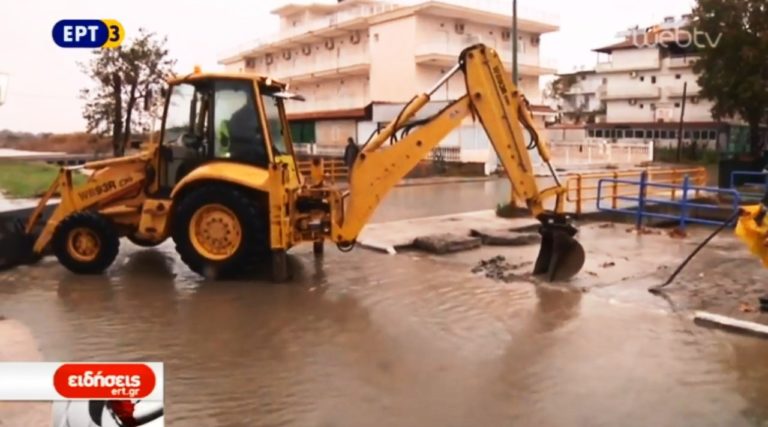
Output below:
[80,29,175,156]
[692,0,768,157]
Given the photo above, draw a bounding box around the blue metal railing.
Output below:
[730,170,768,202]
[597,171,741,229]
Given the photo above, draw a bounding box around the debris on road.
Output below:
[600,261,616,268]
[413,233,481,254]
[598,223,615,229]
[471,255,532,282]
[469,229,540,246]
[585,271,598,276]
[740,302,757,313]
[626,227,663,235]
[668,228,688,239]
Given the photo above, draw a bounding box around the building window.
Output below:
[602,78,607,84]
[596,129,603,138]
[634,130,644,138]
[588,130,595,137]
[640,103,644,109]
[581,75,587,80]
[674,102,681,108]
[616,129,623,139]
[654,130,660,139]
[640,76,645,82]
[709,130,717,140]
[675,74,681,79]
[684,130,691,139]
[661,130,669,139]
[651,76,657,84]
[693,130,701,139]
[669,130,677,139]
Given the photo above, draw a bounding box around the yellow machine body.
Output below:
[17,44,584,281]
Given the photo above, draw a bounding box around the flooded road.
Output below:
[2,182,768,426]
[370,178,511,223]
[2,237,768,426]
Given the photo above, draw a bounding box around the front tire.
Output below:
[172,185,267,279]
[52,212,120,274]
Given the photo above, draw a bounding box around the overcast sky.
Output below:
[0,0,695,133]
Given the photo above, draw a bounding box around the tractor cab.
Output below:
[152,72,303,195]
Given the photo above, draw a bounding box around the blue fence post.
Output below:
[636,170,648,230]
[679,175,690,230]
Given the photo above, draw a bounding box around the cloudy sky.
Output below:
[0,0,695,133]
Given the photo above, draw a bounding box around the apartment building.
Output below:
[555,69,606,124]
[579,15,742,151]
[219,0,558,169]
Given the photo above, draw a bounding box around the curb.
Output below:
[694,311,768,339]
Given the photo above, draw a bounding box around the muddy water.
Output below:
[2,238,768,426]
[370,179,511,223]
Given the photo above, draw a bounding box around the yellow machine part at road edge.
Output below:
[735,205,768,267]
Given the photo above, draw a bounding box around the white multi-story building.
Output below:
[220,0,558,170]
[555,69,606,124]
[581,15,740,150]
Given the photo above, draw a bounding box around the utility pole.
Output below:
[512,0,518,84]
[675,82,688,162]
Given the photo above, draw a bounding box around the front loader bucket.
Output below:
[0,204,55,271]
[533,224,585,282]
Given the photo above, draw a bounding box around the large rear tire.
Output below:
[172,185,268,279]
[52,212,120,274]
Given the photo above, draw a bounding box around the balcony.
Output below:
[220,4,397,63]
[415,43,556,75]
[667,55,699,69]
[602,86,661,100]
[595,57,661,73]
[667,83,701,98]
[267,52,371,83]
[285,94,369,115]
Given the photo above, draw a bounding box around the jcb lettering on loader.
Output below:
[1,43,585,282]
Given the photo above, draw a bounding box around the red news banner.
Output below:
[0,362,163,400]
[0,362,163,426]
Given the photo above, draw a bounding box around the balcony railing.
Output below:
[668,56,699,69]
[602,86,661,100]
[221,3,397,61]
[416,42,555,71]
[666,83,701,97]
[221,1,560,63]
[595,57,661,73]
[285,95,369,114]
[264,51,370,81]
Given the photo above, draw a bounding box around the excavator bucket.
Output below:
[533,223,585,282]
[0,205,54,271]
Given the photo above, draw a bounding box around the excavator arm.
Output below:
[333,44,585,281]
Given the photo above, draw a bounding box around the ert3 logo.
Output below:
[52,19,125,48]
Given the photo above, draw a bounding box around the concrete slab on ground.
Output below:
[358,210,539,253]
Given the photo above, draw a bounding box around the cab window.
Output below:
[261,88,288,156]
[214,80,268,166]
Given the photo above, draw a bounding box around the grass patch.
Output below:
[0,161,87,198]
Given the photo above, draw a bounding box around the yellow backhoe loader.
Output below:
[0,44,585,281]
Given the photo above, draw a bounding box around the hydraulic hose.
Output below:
[649,209,741,294]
